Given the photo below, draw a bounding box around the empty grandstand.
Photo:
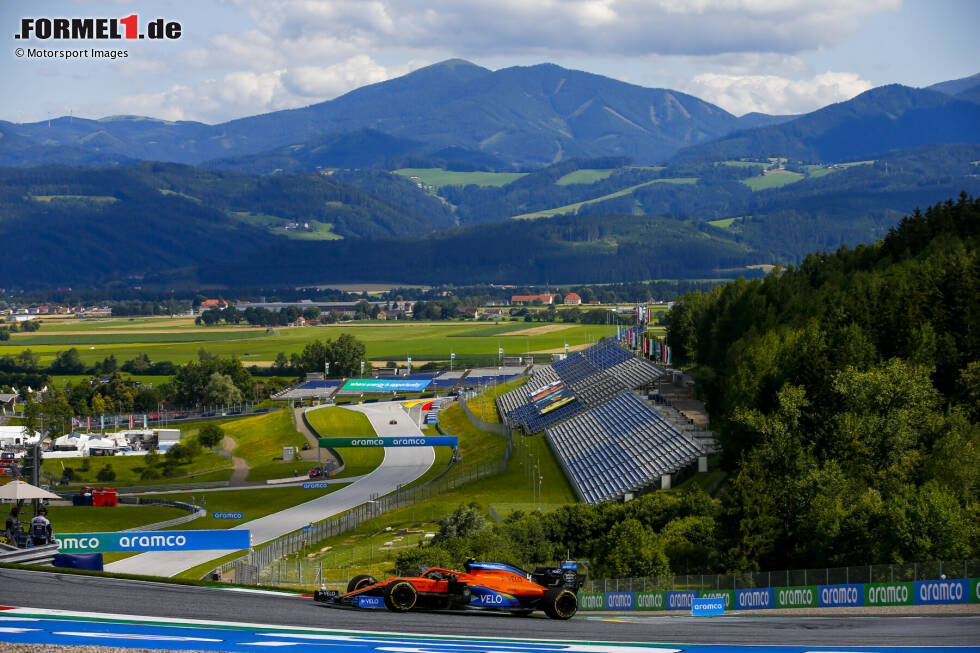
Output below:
[495,339,704,503]
[547,392,704,503]
[497,339,662,434]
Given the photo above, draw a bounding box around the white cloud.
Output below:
[685,71,874,115]
[95,56,427,123]
[226,0,900,57]
[98,0,900,122]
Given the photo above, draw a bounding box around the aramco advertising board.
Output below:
[341,379,431,392]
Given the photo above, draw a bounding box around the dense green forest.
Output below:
[392,196,979,579]
[2,145,977,289]
[665,194,980,568]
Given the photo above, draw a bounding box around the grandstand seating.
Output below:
[546,392,704,504]
[496,340,662,435]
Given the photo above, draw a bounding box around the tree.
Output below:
[198,423,224,450]
[49,348,85,374]
[96,464,116,482]
[431,503,489,545]
[329,333,366,377]
[302,306,321,321]
[592,518,670,579]
[273,351,290,373]
[203,372,243,405]
[0,327,9,341]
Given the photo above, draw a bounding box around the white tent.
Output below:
[0,480,61,500]
[82,437,116,454]
[0,426,39,447]
[53,433,82,450]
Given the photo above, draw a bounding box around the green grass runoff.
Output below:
[151,485,340,533]
[394,168,527,188]
[45,504,188,534]
[513,177,698,220]
[305,405,385,477]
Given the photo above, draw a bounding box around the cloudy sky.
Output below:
[2,0,977,124]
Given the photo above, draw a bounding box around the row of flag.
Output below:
[617,325,672,364]
[71,414,149,431]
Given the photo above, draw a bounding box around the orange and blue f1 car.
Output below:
[313,560,582,619]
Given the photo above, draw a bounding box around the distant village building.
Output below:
[563,292,582,305]
[510,294,558,306]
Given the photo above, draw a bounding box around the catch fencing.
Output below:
[457,391,511,437]
[582,560,980,594]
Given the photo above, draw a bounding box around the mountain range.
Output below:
[1,63,978,290]
[3,59,795,169]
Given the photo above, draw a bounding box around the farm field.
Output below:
[741,170,805,190]
[555,169,616,185]
[393,168,527,187]
[1,320,617,368]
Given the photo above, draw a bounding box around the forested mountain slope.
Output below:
[665,194,980,569]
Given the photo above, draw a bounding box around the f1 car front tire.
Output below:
[542,588,577,620]
[347,574,378,593]
[384,580,418,612]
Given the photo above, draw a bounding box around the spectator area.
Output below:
[547,392,704,504]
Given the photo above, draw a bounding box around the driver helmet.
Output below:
[463,557,475,572]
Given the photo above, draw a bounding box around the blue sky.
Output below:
[2,0,977,124]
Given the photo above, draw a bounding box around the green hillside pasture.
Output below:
[45,504,188,534]
[304,405,385,478]
[271,221,343,241]
[513,177,698,220]
[30,195,117,203]
[707,217,739,230]
[555,169,616,185]
[0,322,616,367]
[742,170,805,190]
[43,449,233,488]
[438,402,509,467]
[718,160,768,168]
[394,168,527,188]
[222,410,305,478]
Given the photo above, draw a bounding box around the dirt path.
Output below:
[293,406,339,466]
[220,435,249,485]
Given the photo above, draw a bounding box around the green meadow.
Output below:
[2,321,616,368]
[393,168,527,188]
[513,177,699,220]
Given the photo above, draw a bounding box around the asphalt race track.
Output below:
[1,569,978,651]
[106,401,434,577]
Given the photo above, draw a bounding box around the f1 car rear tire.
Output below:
[542,588,577,620]
[347,574,378,593]
[384,580,418,612]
